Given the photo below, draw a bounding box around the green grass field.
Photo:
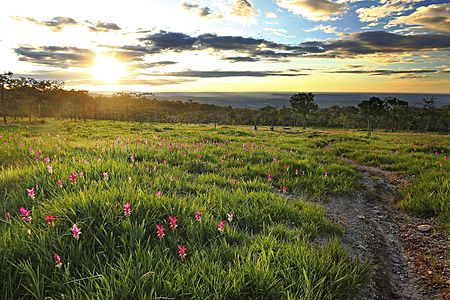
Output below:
[0,120,448,299]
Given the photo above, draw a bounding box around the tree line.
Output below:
[1,73,449,133]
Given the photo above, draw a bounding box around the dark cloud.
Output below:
[88,21,121,32]
[223,56,260,62]
[132,61,178,69]
[138,31,199,52]
[14,46,95,68]
[116,78,196,86]
[13,16,122,33]
[13,16,78,31]
[198,33,278,51]
[292,31,450,57]
[159,70,309,78]
[128,30,450,61]
[328,69,438,77]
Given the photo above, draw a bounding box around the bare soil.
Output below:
[324,157,449,300]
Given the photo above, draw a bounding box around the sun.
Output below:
[90,55,127,83]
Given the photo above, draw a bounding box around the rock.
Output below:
[417,224,432,232]
[358,215,365,220]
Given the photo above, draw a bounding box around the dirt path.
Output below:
[324,157,449,300]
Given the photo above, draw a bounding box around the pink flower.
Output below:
[44,214,54,225]
[177,244,187,259]
[195,210,201,221]
[54,254,62,268]
[123,202,132,216]
[47,165,53,173]
[28,146,33,153]
[69,172,77,183]
[156,224,165,239]
[218,220,225,233]
[302,170,305,176]
[37,149,42,157]
[79,171,84,177]
[57,179,63,188]
[102,172,109,180]
[6,212,11,222]
[20,207,32,222]
[71,224,81,240]
[130,153,135,162]
[227,213,233,222]
[282,185,287,193]
[445,156,448,161]
[156,191,162,198]
[295,169,299,175]
[44,156,50,163]
[145,164,150,170]
[26,188,35,199]
[267,174,272,181]
[169,216,177,230]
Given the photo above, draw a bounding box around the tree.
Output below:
[358,97,385,136]
[421,97,437,132]
[289,92,318,128]
[0,72,13,124]
[384,97,408,131]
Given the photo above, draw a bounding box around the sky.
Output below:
[1,0,449,93]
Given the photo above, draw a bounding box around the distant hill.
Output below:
[152,92,450,108]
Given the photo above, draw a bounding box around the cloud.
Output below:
[87,21,121,32]
[223,56,260,63]
[159,70,309,78]
[231,0,256,18]
[117,78,196,86]
[181,2,223,19]
[297,31,450,57]
[131,61,178,69]
[264,28,295,38]
[304,25,337,33]
[386,4,450,34]
[328,69,436,75]
[265,12,278,18]
[102,50,146,62]
[138,31,199,52]
[13,15,123,33]
[356,0,423,23]
[275,0,347,21]
[96,30,450,67]
[14,46,95,68]
[197,33,278,51]
[327,68,439,78]
[12,16,78,31]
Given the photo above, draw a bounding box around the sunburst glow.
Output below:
[90,54,127,83]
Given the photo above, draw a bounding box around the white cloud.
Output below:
[264,27,295,38]
[386,4,450,34]
[265,12,278,18]
[304,24,337,33]
[356,0,423,23]
[230,0,256,18]
[275,0,347,21]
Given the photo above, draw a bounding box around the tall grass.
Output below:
[3,120,445,298]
